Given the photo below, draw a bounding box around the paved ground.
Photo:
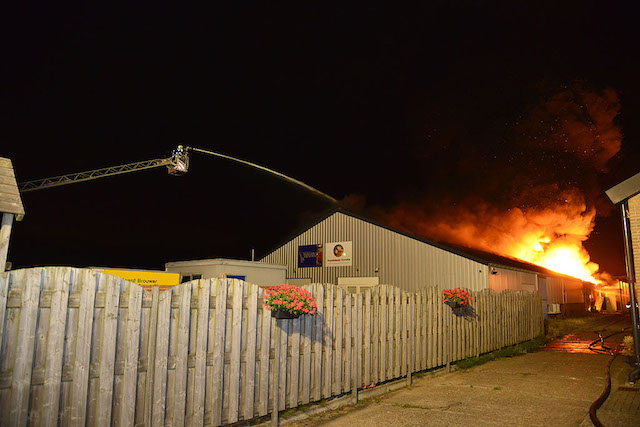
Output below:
[284,315,639,426]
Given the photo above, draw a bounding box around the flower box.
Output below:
[271,309,301,320]
[263,284,318,318]
[443,288,472,307]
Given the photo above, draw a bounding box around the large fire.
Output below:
[383,190,602,283]
[372,83,623,285]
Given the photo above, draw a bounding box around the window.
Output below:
[337,277,379,294]
[181,274,203,283]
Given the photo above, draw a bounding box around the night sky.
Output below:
[2,2,639,275]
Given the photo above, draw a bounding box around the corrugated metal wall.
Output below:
[544,276,564,304]
[260,212,489,292]
[489,267,537,293]
[563,277,584,303]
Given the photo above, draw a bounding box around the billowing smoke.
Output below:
[370,82,623,283]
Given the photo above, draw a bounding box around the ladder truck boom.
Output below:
[17,144,336,205]
[18,146,189,192]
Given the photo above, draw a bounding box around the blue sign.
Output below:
[298,244,323,268]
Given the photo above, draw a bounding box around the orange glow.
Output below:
[522,241,599,283]
[382,190,603,284]
[374,84,623,286]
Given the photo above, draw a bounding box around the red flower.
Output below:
[264,284,318,316]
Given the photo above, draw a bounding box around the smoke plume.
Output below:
[375,82,623,283]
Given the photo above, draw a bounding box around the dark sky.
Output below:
[2,2,639,275]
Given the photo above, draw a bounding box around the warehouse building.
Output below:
[165,258,286,286]
[260,209,590,316]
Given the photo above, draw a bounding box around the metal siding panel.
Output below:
[261,212,490,291]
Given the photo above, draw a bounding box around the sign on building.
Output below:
[298,244,323,267]
[100,269,180,288]
[326,241,353,267]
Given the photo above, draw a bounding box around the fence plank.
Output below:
[323,284,333,398]
[93,273,119,427]
[355,292,363,390]
[257,287,271,416]
[152,286,171,425]
[211,278,227,425]
[388,286,395,380]
[228,280,244,422]
[400,291,406,377]
[301,295,313,405]
[118,280,143,426]
[343,292,352,393]
[333,286,343,395]
[363,289,371,386]
[271,317,281,424]
[410,291,417,373]
[171,282,192,426]
[371,287,379,385]
[427,287,434,369]
[379,285,387,382]
[244,284,259,419]
[312,283,323,402]
[278,316,287,411]
[191,279,209,425]
[10,268,42,426]
[289,316,301,408]
[395,287,401,379]
[37,268,70,427]
[142,286,160,426]
[67,269,97,425]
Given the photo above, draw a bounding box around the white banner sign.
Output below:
[326,241,353,267]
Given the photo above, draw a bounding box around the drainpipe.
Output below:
[620,201,640,383]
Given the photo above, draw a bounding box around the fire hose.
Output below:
[587,324,628,426]
[588,352,617,427]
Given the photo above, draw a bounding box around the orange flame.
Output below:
[369,83,623,286]
[383,191,603,284]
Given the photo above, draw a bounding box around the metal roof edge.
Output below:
[165,258,287,269]
[258,206,342,259]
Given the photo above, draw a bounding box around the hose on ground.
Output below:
[589,352,617,427]
[587,317,627,426]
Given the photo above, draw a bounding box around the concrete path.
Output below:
[285,316,639,426]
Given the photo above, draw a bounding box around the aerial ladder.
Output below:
[18,145,337,204]
[18,145,189,192]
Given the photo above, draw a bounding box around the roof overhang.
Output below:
[606,171,640,204]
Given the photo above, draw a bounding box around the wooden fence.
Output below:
[0,267,543,426]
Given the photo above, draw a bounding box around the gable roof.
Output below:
[0,157,25,216]
[261,207,587,282]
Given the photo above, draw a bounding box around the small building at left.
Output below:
[0,157,25,273]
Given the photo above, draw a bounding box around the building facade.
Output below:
[260,210,589,316]
[165,258,286,286]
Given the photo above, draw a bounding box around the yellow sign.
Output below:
[101,269,180,287]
